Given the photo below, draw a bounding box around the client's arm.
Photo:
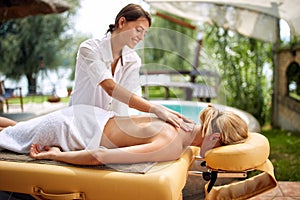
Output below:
[0,116,17,131]
[30,144,100,165]
[30,137,183,165]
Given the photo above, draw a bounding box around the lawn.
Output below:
[7,95,70,104]
[261,127,300,181]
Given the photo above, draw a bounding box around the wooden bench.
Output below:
[0,80,24,112]
[140,71,219,102]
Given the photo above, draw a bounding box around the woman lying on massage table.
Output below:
[0,104,248,165]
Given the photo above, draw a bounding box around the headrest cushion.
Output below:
[204,132,270,171]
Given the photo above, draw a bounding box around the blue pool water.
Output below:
[161,104,204,123]
[157,100,261,132]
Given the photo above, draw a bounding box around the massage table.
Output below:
[0,146,196,200]
[0,132,277,200]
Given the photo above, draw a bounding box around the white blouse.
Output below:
[70,34,142,116]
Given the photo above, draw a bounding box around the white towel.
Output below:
[0,105,114,153]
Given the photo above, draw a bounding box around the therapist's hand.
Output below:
[151,104,194,132]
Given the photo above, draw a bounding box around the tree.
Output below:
[144,12,273,125]
[142,11,197,72]
[0,0,80,94]
[202,24,273,125]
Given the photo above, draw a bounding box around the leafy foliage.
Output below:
[262,128,300,181]
[202,25,273,125]
[142,12,197,71]
[143,12,273,125]
[0,0,80,94]
[286,61,300,98]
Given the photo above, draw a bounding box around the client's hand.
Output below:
[30,144,61,160]
[151,104,194,132]
[200,133,222,158]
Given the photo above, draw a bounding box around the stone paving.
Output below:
[0,102,68,121]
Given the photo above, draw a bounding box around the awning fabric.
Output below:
[144,0,300,43]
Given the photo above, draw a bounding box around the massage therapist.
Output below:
[69,4,192,131]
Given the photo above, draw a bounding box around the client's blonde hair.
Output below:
[199,104,248,145]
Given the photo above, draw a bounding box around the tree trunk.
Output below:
[26,74,37,95]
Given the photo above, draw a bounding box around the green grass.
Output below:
[144,86,186,99]
[289,92,300,101]
[7,95,70,104]
[261,127,300,181]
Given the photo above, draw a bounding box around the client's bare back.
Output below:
[101,116,177,148]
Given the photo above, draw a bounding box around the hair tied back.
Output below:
[107,24,116,34]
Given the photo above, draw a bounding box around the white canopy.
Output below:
[144,0,300,43]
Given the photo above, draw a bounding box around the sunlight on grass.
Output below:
[261,127,300,181]
[7,96,70,104]
[143,86,186,99]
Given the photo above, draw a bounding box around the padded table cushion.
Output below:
[0,146,198,200]
[205,132,270,171]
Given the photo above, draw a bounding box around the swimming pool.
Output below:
[151,100,261,132]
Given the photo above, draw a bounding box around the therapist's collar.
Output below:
[121,46,137,65]
[100,33,114,64]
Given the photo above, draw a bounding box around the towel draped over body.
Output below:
[0,105,114,153]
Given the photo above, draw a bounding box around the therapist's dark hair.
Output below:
[106,4,152,34]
